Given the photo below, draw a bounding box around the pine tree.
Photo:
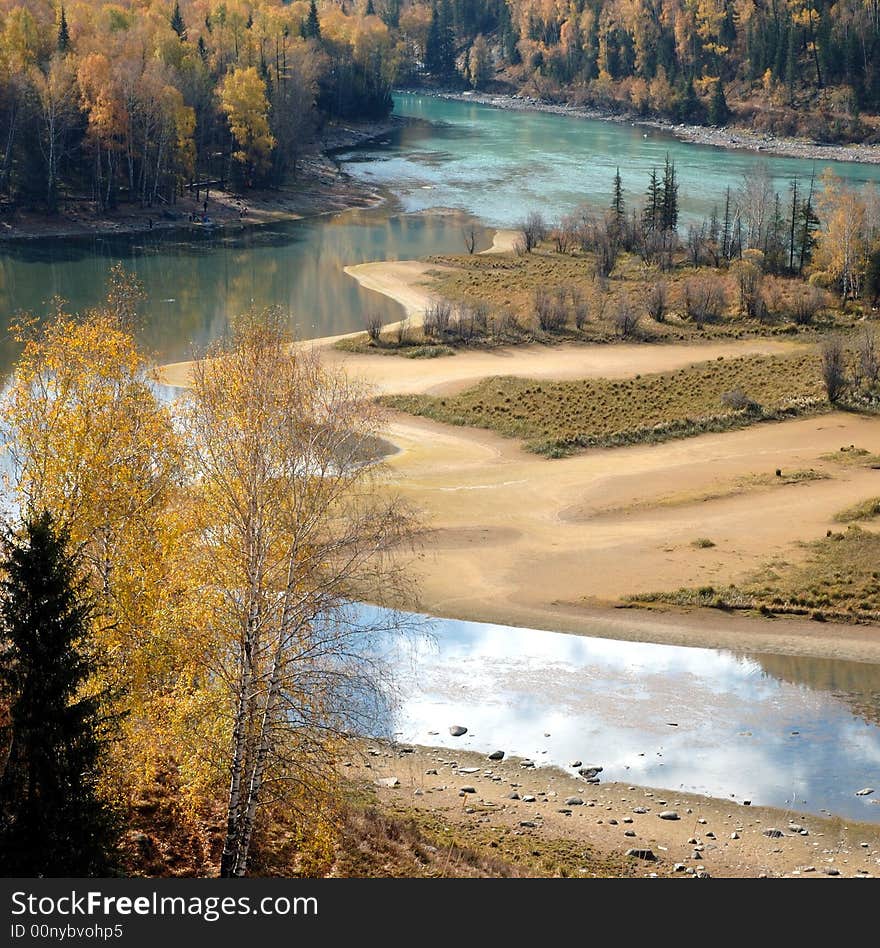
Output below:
[611,167,625,230]
[0,512,118,876]
[708,79,730,126]
[304,0,321,40]
[788,178,800,273]
[798,176,819,272]
[721,186,733,261]
[366,0,376,14]
[643,168,661,233]
[170,0,185,38]
[660,154,678,232]
[785,26,798,105]
[57,6,70,53]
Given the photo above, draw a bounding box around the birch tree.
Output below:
[179,308,416,877]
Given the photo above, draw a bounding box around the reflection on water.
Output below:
[375,611,880,822]
[0,206,491,375]
[341,93,880,227]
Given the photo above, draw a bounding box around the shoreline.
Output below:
[0,117,402,243]
[361,744,880,877]
[155,249,880,664]
[409,88,880,166]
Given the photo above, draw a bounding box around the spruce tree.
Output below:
[170,0,185,38]
[439,0,456,78]
[304,0,321,40]
[709,79,730,126]
[426,3,442,75]
[611,167,625,230]
[785,27,798,105]
[57,6,70,53]
[660,154,678,232]
[678,78,705,124]
[0,512,118,876]
[643,168,660,233]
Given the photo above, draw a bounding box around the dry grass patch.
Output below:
[631,525,880,624]
[820,445,880,468]
[384,352,827,456]
[426,247,856,343]
[835,497,880,523]
[334,333,456,359]
[330,787,635,878]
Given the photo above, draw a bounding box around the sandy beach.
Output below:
[358,745,880,878]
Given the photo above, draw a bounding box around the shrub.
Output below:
[535,287,567,331]
[683,275,726,327]
[365,312,382,343]
[821,335,848,403]
[645,281,668,323]
[519,211,547,253]
[612,296,640,338]
[790,284,826,325]
[423,300,452,338]
[721,388,759,412]
[571,286,589,329]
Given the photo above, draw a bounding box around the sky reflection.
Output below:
[370,610,880,821]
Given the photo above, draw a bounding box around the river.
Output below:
[3,95,880,820]
[381,611,880,822]
[3,92,880,373]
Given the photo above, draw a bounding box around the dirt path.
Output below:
[359,745,880,878]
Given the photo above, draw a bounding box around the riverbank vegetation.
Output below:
[384,351,829,456]
[0,270,416,877]
[399,0,880,143]
[8,0,880,224]
[629,524,880,625]
[346,160,880,363]
[0,0,397,215]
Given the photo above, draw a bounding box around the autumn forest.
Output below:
[3,0,880,218]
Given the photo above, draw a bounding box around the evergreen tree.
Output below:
[57,6,70,53]
[439,0,456,77]
[788,178,800,273]
[660,154,678,232]
[381,0,401,29]
[0,512,118,876]
[170,0,185,38]
[797,176,819,272]
[366,0,376,15]
[785,26,798,105]
[426,0,456,78]
[721,186,733,261]
[611,167,625,230]
[708,79,730,126]
[426,3,442,75]
[643,167,661,233]
[304,0,321,40]
[677,78,705,124]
